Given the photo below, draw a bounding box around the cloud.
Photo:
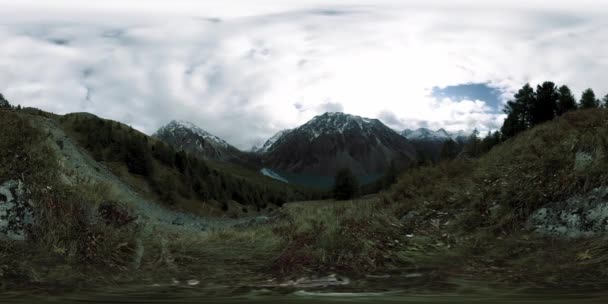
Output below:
[0,1,607,149]
[317,101,344,113]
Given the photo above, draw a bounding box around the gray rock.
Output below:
[529,187,608,238]
[574,151,594,172]
[0,180,33,241]
[400,211,419,225]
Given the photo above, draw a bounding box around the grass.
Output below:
[271,198,408,274]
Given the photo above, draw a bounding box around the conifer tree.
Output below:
[556,85,577,115]
[0,93,10,109]
[580,88,599,109]
[602,94,608,108]
[532,81,558,124]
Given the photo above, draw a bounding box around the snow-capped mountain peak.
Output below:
[297,112,383,140]
[262,111,416,177]
[158,120,231,149]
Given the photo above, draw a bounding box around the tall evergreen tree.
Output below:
[602,94,608,108]
[580,88,599,109]
[556,85,577,115]
[463,129,482,157]
[0,93,10,109]
[439,139,460,160]
[501,83,535,139]
[532,81,558,124]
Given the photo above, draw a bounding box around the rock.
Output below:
[528,187,608,238]
[574,151,594,172]
[260,274,350,288]
[253,216,271,224]
[0,180,33,241]
[400,211,419,225]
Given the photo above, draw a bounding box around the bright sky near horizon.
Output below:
[1,0,607,149]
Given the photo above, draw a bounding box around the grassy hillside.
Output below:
[380,108,608,286]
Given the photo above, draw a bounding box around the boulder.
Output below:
[529,187,608,238]
[0,180,33,241]
[574,151,594,172]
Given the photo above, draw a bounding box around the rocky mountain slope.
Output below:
[261,112,417,177]
[154,120,244,162]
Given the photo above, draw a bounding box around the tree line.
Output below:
[501,82,606,139]
[446,82,606,159]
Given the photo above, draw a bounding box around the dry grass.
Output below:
[270,198,410,275]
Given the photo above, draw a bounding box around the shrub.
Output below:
[332,168,359,200]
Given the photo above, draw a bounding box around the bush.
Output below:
[332,168,359,200]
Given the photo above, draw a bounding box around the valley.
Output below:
[3,86,608,301]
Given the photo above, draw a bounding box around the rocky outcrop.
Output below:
[0,180,33,241]
[529,187,608,238]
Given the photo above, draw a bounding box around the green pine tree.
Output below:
[0,93,10,109]
[501,83,535,139]
[580,88,599,109]
[532,81,558,124]
[602,94,608,108]
[556,85,577,115]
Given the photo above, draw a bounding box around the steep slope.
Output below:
[385,109,608,284]
[263,112,417,177]
[154,120,243,162]
[255,129,292,153]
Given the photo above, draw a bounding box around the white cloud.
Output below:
[0,1,607,149]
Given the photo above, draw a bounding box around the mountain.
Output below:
[401,128,471,143]
[154,120,243,161]
[262,112,417,178]
[400,128,470,162]
[252,129,293,153]
[401,128,452,142]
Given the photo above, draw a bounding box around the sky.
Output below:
[1,1,608,150]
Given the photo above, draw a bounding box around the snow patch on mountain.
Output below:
[259,129,292,153]
[401,128,471,142]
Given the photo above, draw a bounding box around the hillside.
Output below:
[27,109,320,215]
[381,108,608,285]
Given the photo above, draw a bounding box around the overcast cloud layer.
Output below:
[1,0,608,149]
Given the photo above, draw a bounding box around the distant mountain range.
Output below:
[401,128,471,143]
[400,128,472,162]
[155,113,473,187]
